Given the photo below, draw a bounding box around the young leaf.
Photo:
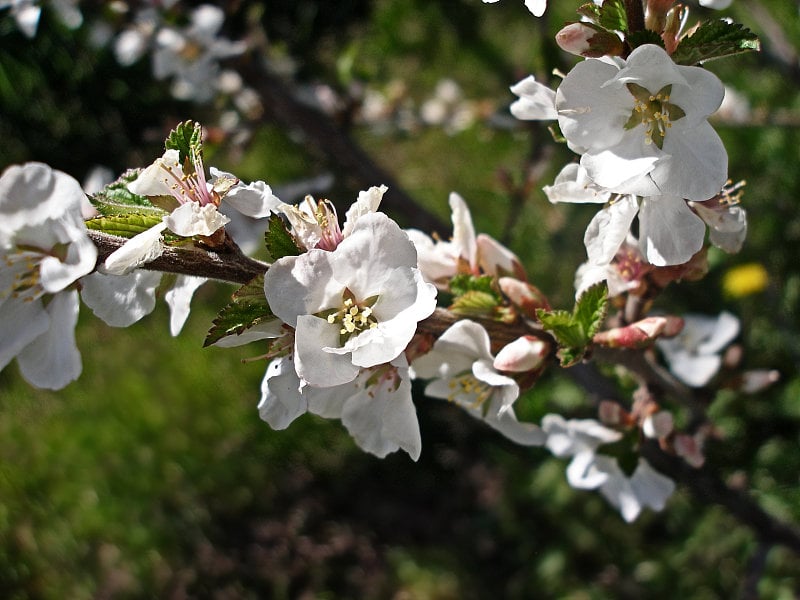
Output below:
[165,120,203,165]
[449,274,500,301]
[450,290,503,319]
[85,214,166,238]
[204,274,275,347]
[536,283,608,367]
[265,215,302,261]
[598,0,628,33]
[89,169,166,217]
[671,20,760,65]
[574,282,608,340]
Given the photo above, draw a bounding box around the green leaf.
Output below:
[204,274,275,347]
[536,283,608,367]
[264,215,302,261]
[574,282,609,340]
[89,169,166,217]
[85,214,165,238]
[598,0,628,33]
[450,290,503,319]
[449,274,500,300]
[671,19,760,65]
[165,120,203,165]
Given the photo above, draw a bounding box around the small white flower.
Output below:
[151,4,247,103]
[259,355,422,460]
[556,44,727,201]
[412,320,545,446]
[406,192,525,288]
[541,415,674,521]
[656,311,740,387]
[0,163,97,389]
[264,212,436,387]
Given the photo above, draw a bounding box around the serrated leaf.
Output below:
[598,0,628,32]
[449,290,502,319]
[204,274,275,347]
[536,309,586,349]
[536,283,607,367]
[165,120,203,165]
[671,19,760,65]
[85,214,165,238]
[574,282,608,340]
[449,274,500,300]
[89,169,166,217]
[265,215,302,261]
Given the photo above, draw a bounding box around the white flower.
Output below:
[405,192,525,288]
[556,44,727,201]
[412,320,545,446]
[264,212,437,388]
[548,162,708,267]
[0,163,97,389]
[656,311,740,387]
[259,355,422,460]
[151,4,247,103]
[105,148,277,275]
[689,181,748,254]
[482,0,547,18]
[541,415,674,521]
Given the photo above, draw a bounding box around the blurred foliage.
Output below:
[1,0,800,598]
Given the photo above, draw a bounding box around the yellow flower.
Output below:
[723,263,768,298]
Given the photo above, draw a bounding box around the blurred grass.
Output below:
[2,0,800,598]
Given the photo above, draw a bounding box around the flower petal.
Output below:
[80,270,161,327]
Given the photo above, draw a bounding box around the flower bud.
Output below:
[493,336,549,373]
[555,23,625,58]
[593,316,682,349]
[498,277,550,318]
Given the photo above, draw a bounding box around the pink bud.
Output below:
[674,433,706,468]
[498,277,550,318]
[555,23,625,58]
[593,316,675,349]
[493,336,549,373]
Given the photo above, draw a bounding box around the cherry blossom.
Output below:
[264,212,436,388]
[556,44,727,201]
[656,311,740,387]
[412,320,545,446]
[259,355,422,460]
[0,163,97,389]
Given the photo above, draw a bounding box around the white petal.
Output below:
[39,224,98,294]
[80,270,161,327]
[258,356,308,429]
[165,274,207,336]
[629,459,675,512]
[449,192,478,270]
[212,320,286,347]
[0,162,86,230]
[127,149,181,197]
[696,311,740,355]
[0,297,49,372]
[509,75,557,120]
[223,180,281,218]
[657,122,728,201]
[17,291,81,389]
[164,202,229,237]
[103,222,168,275]
[639,196,705,266]
[263,251,339,326]
[566,451,610,489]
[584,195,639,266]
[341,372,421,460]
[295,315,360,387]
[342,185,387,237]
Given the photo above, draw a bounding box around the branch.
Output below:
[88,230,268,285]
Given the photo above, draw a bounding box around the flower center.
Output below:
[624,83,686,150]
[448,373,493,409]
[2,248,46,303]
[320,288,379,344]
[159,152,217,207]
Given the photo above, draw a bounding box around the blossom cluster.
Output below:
[0,0,772,526]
